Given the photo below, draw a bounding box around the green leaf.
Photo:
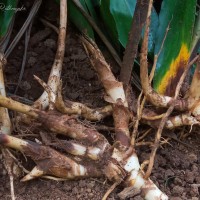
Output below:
[100,0,136,48]
[0,0,17,39]
[109,0,136,47]
[153,0,197,96]
[68,0,94,38]
[100,0,158,52]
[149,8,159,53]
[99,0,119,48]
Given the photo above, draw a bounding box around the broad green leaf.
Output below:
[0,0,17,39]
[100,0,158,52]
[100,0,136,48]
[109,0,136,47]
[153,0,197,96]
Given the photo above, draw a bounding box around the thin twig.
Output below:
[131,91,143,145]
[142,113,164,120]
[40,18,59,34]
[136,128,152,142]
[102,181,120,200]
[135,141,153,146]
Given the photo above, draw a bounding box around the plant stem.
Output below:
[0,134,102,181]
[120,0,149,89]
[34,0,67,109]
[0,54,12,134]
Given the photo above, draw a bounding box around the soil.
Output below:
[0,1,200,200]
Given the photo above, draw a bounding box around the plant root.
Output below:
[0,134,102,180]
[0,95,108,143]
[55,82,112,121]
[0,53,12,134]
[50,139,110,161]
[37,111,107,143]
[82,32,168,199]
[0,53,19,200]
[143,113,200,129]
[82,37,127,106]
[1,0,199,199]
